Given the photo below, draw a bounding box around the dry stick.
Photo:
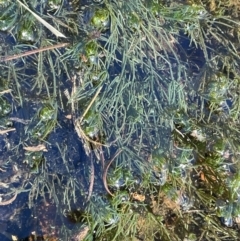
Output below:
[0,42,69,62]
[102,149,123,196]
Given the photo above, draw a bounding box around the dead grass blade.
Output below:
[0,128,16,135]
[80,86,103,123]
[0,192,18,206]
[0,89,12,94]
[16,0,66,38]
[23,144,47,152]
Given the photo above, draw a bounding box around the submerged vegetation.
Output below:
[1,0,240,240]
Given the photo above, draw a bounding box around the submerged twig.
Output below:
[102,149,122,196]
[87,153,94,201]
[0,42,69,62]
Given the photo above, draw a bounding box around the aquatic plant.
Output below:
[1,0,240,240]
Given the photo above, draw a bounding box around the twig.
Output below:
[0,42,69,62]
[102,149,122,196]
